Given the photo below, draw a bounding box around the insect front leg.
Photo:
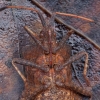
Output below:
[55,51,90,86]
[12,58,50,81]
[12,58,50,72]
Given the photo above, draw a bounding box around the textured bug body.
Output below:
[20,33,81,100]
[11,17,92,100]
[18,25,91,99]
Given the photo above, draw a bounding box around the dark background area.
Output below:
[0,0,100,100]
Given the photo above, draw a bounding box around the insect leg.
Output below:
[24,26,49,52]
[12,58,49,72]
[20,84,50,100]
[56,81,92,97]
[55,51,90,86]
[72,63,84,87]
[53,30,74,53]
[12,59,26,82]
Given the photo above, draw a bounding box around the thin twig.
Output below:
[7,5,38,12]
[56,12,94,22]
[30,0,100,51]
